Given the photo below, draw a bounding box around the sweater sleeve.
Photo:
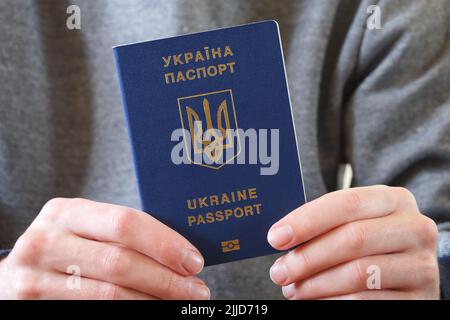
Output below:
[343,0,450,298]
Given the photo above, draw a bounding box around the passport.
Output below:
[113,21,306,266]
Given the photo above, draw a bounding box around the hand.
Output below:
[267,185,440,300]
[0,198,210,300]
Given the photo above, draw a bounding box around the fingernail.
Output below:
[268,225,294,248]
[270,260,289,285]
[282,284,296,299]
[182,249,204,274]
[189,283,211,300]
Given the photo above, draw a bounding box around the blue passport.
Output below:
[113,21,306,266]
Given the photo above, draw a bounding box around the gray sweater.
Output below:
[0,0,449,299]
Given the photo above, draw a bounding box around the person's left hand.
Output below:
[267,185,440,300]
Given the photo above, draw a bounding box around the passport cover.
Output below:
[113,21,306,266]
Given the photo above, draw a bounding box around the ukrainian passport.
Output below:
[113,21,306,266]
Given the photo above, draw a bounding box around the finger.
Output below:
[267,186,417,250]
[269,213,428,285]
[280,253,437,300]
[20,271,157,300]
[320,290,418,300]
[41,198,204,276]
[42,234,210,300]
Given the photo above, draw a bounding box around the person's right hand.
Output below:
[0,198,210,300]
